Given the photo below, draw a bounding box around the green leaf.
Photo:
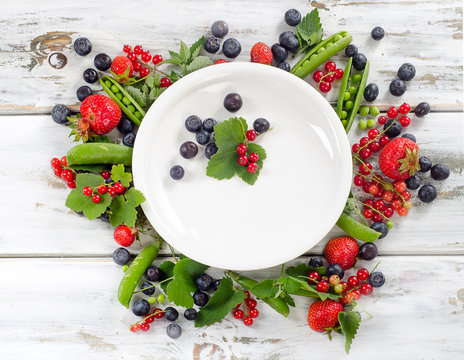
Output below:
[277,277,302,293]
[236,143,266,185]
[170,71,182,82]
[160,58,182,65]
[195,277,246,327]
[185,259,208,278]
[183,56,211,75]
[69,164,107,173]
[250,279,278,298]
[179,41,190,63]
[158,260,175,293]
[145,73,161,88]
[141,84,149,95]
[189,36,205,61]
[279,292,295,307]
[338,311,361,354]
[75,173,105,188]
[285,263,325,278]
[124,86,147,108]
[206,149,240,180]
[149,87,166,101]
[296,9,323,50]
[213,117,247,150]
[169,50,182,60]
[110,164,132,187]
[108,188,145,227]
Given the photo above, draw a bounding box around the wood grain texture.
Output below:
[0,256,463,360]
[0,0,462,113]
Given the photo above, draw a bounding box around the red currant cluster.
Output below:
[236,130,260,174]
[129,308,165,332]
[122,44,171,87]
[232,290,259,326]
[309,268,374,305]
[312,61,344,93]
[377,103,411,127]
[82,176,126,204]
[50,156,76,189]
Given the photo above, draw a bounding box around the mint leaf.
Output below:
[169,50,182,61]
[206,149,240,180]
[195,277,246,327]
[124,86,147,108]
[236,143,266,185]
[160,58,182,65]
[296,9,323,51]
[183,56,211,75]
[158,260,175,293]
[108,188,145,227]
[145,73,161,89]
[189,36,205,61]
[338,311,361,354]
[179,41,190,63]
[110,164,132,187]
[213,117,247,150]
[149,87,166,101]
[250,279,278,298]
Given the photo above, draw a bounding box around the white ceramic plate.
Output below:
[133,62,351,270]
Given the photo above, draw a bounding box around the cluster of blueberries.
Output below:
[203,20,241,58]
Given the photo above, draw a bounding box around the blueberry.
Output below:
[398,63,416,81]
[76,86,92,102]
[98,212,109,222]
[51,104,71,124]
[195,274,213,291]
[145,265,161,282]
[166,323,182,339]
[105,176,113,184]
[193,290,209,307]
[170,165,184,180]
[212,279,221,291]
[402,133,416,142]
[371,26,385,40]
[83,68,98,83]
[419,156,432,172]
[284,9,302,26]
[418,184,438,203]
[414,102,430,117]
[74,37,92,56]
[204,37,221,54]
[431,164,450,181]
[344,44,358,58]
[352,53,367,71]
[405,174,421,190]
[308,257,323,268]
[277,61,291,71]
[94,53,112,71]
[122,132,136,147]
[117,117,134,134]
[364,83,379,102]
[279,31,299,53]
[184,308,197,321]
[141,281,155,295]
[253,118,270,133]
[180,141,198,159]
[369,271,385,288]
[359,243,378,261]
[132,299,150,316]
[164,306,179,321]
[196,130,211,145]
[185,115,202,132]
[211,20,229,38]
[202,118,217,133]
[112,247,131,265]
[326,263,344,279]
[389,79,406,96]
[222,38,241,58]
[271,44,288,63]
[224,93,243,112]
[371,222,388,239]
[383,119,402,138]
[205,142,218,159]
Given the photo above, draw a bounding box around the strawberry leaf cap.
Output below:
[398,146,420,176]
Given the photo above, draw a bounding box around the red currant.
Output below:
[319,81,331,93]
[243,317,253,326]
[359,162,372,175]
[113,183,126,194]
[83,186,93,196]
[394,180,407,192]
[160,77,171,87]
[363,208,373,219]
[54,167,63,177]
[133,61,142,71]
[145,314,154,324]
[123,45,131,53]
[360,148,371,159]
[352,289,362,300]
[238,155,249,166]
[401,191,411,201]
[391,199,402,210]
[139,67,150,77]
[382,191,393,202]
[107,187,116,197]
[153,308,164,319]
[152,54,163,65]
[140,322,150,331]
[97,185,107,194]
[127,52,137,62]
[364,199,374,209]
[247,162,258,173]
[387,106,399,118]
[61,169,74,182]
[352,143,361,153]
[377,115,387,125]
[51,159,62,170]
[67,181,76,189]
[357,268,370,281]
[92,194,101,203]
[379,135,390,147]
[244,290,251,299]
[360,283,373,295]
[399,103,411,114]
[324,74,335,83]
[368,183,379,195]
[134,45,143,55]
[246,299,257,309]
[141,51,152,62]
[383,207,394,218]
[308,271,321,283]
[372,213,383,222]
[353,175,364,187]
[360,137,370,146]
[233,309,244,319]
[398,207,408,216]
[325,61,337,72]
[399,116,411,127]
[214,59,227,64]
[362,182,371,193]
[60,156,67,166]
[403,201,413,210]
[374,199,386,211]
[313,70,324,83]
[246,130,257,141]
[368,141,381,153]
[101,170,110,179]
[129,324,138,332]
[368,128,380,140]
[347,276,359,288]
[249,152,259,162]
[316,280,329,293]
[249,308,259,318]
[334,68,344,79]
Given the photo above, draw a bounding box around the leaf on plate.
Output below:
[206,149,240,180]
[213,117,247,150]
[338,311,361,354]
[235,143,266,185]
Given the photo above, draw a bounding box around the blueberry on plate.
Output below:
[211,20,229,38]
[369,272,385,288]
[253,118,270,133]
[122,132,136,147]
[74,37,92,56]
[185,115,202,132]
[141,281,155,295]
[204,142,218,160]
[170,165,184,180]
[184,308,197,321]
[193,290,209,307]
[308,257,323,268]
[402,133,416,142]
[166,323,182,339]
[112,247,131,265]
[389,79,406,96]
[279,31,299,53]
[277,61,291,71]
[202,118,217,133]
[344,44,358,58]
[196,130,211,145]
[414,102,431,117]
[418,184,437,203]
[195,273,213,291]
[132,299,150,316]
[398,63,416,81]
[371,222,388,239]
[117,117,134,134]
[271,44,288,63]
[364,83,379,102]
[326,263,344,279]
[180,141,198,159]
[405,174,421,190]
[145,265,161,282]
[383,119,402,138]
[94,53,112,71]
[51,104,71,124]
[419,156,432,172]
[204,37,221,54]
[352,53,367,71]
[222,38,241,58]
[224,93,243,112]
[76,86,92,101]
[284,9,302,26]
[431,164,450,181]
[359,243,378,261]
[164,307,179,321]
[371,26,385,40]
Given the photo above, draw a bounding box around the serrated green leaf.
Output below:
[160,58,182,65]
[189,36,205,61]
[179,41,190,63]
[285,263,325,278]
[183,56,211,75]
[236,143,266,185]
[195,277,246,327]
[125,187,145,207]
[110,164,132,187]
[158,260,175,293]
[206,149,240,180]
[145,73,161,89]
[170,71,181,82]
[108,188,145,227]
[213,117,247,150]
[185,259,208,278]
[338,311,361,354]
[250,279,278,298]
[165,258,204,308]
[296,9,323,50]
[169,50,182,60]
[141,84,149,95]
[149,87,166,101]
[277,277,301,293]
[124,86,147,108]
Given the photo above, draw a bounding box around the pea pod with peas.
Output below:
[67,143,133,167]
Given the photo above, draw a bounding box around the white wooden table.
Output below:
[1,1,463,359]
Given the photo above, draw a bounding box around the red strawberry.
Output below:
[79,95,121,137]
[324,236,359,270]
[114,225,138,247]
[111,56,134,83]
[379,137,420,180]
[307,299,343,332]
[250,42,273,65]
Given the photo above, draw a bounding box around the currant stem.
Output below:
[133,277,174,293]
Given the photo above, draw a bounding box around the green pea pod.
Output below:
[336,57,353,118]
[100,75,145,126]
[290,31,352,79]
[118,240,163,308]
[228,271,290,318]
[336,211,381,242]
[344,61,370,132]
[67,143,132,166]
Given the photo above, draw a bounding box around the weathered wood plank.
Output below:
[0,256,463,359]
[0,0,462,113]
[0,114,462,256]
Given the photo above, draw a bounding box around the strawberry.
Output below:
[111,56,134,83]
[78,95,121,138]
[114,225,138,247]
[324,236,359,270]
[379,137,420,180]
[250,42,273,65]
[307,299,343,332]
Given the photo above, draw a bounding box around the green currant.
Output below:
[122,265,129,272]
[147,296,157,304]
[157,293,166,303]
